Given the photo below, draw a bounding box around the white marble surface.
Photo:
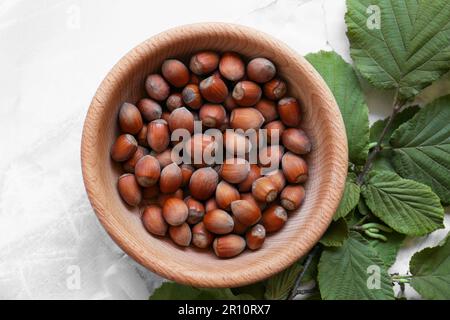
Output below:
[0,0,448,300]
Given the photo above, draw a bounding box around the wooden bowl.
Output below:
[81,23,348,288]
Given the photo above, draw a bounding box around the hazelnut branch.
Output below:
[288,245,321,300]
[356,91,404,186]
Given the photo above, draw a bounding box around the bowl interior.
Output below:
[81,23,347,288]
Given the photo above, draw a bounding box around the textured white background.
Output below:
[0,0,449,300]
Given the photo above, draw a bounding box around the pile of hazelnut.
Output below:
[110,51,311,258]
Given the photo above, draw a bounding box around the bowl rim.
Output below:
[81,22,348,288]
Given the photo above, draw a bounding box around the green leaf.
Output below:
[361,170,444,236]
[368,232,405,268]
[264,253,320,300]
[390,95,450,204]
[320,219,349,247]
[346,0,450,100]
[410,233,450,300]
[369,106,420,145]
[371,153,395,173]
[334,173,360,220]
[318,232,394,300]
[232,282,266,300]
[264,261,302,300]
[150,283,253,300]
[150,283,201,300]
[306,51,370,165]
[357,198,370,216]
[304,291,322,300]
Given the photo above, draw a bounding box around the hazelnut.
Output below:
[189,73,201,85]
[161,59,190,88]
[219,114,230,132]
[199,104,227,128]
[282,128,311,155]
[282,152,308,184]
[281,185,306,211]
[241,193,266,211]
[137,99,162,122]
[238,165,261,192]
[262,205,287,233]
[232,80,262,107]
[263,120,285,144]
[111,134,138,162]
[190,51,220,75]
[123,146,149,173]
[118,174,142,207]
[166,93,184,111]
[259,145,284,169]
[142,185,159,200]
[161,111,171,123]
[147,119,170,153]
[169,223,192,247]
[246,224,266,250]
[204,209,234,235]
[192,222,215,249]
[142,205,168,236]
[158,189,184,207]
[180,164,194,187]
[252,177,278,203]
[219,158,250,184]
[189,167,219,201]
[264,78,287,100]
[200,75,229,103]
[232,216,248,235]
[135,155,161,187]
[216,181,240,210]
[159,163,183,194]
[119,103,143,134]
[185,197,206,225]
[137,125,149,147]
[247,58,276,83]
[255,99,278,123]
[205,198,219,212]
[168,107,195,134]
[224,94,239,111]
[145,74,170,101]
[230,108,265,131]
[267,169,287,193]
[181,84,202,109]
[278,97,301,127]
[219,52,245,81]
[231,200,262,227]
[163,198,189,226]
[151,148,173,169]
[213,235,246,258]
[223,131,252,157]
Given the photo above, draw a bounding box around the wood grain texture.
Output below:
[81,23,348,288]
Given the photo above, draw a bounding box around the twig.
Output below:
[356,91,403,185]
[297,288,318,295]
[288,246,321,300]
[354,214,370,226]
